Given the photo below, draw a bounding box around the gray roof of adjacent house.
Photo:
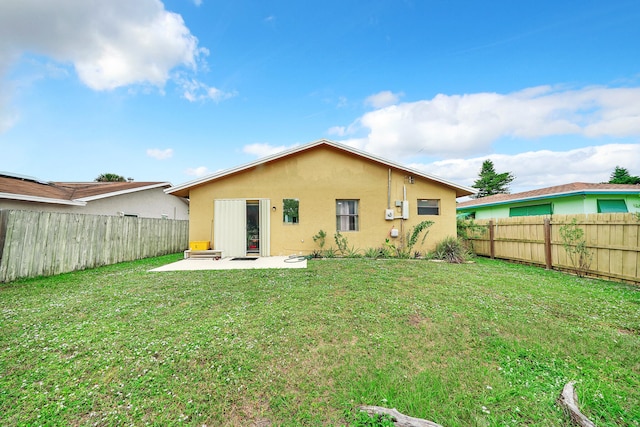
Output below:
[0,171,172,206]
[457,182,640,210]
[166,139,477,198]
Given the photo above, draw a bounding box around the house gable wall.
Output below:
[188,145,457,255]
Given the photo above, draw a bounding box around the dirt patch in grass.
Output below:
[407,313,431,328]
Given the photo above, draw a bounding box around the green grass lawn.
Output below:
[1,255,638,426]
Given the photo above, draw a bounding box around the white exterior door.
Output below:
[214,199,246,257]
[214,199,270,257]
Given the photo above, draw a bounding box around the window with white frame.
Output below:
[336,200,359,231]
[417,199,440,215]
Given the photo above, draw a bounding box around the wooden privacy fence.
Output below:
[0,210,189,283]
[468,213,640,284]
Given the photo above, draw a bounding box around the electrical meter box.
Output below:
[385,209,394,220]
[401,201,409,219]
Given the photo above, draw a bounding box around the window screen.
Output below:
[597,199,628,213]
[336,200,359,231]
[417,199,439,215]
[509,203,552,217]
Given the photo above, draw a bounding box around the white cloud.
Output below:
[327,126,347,137]
[364,90,403,108]
[185,166,210,177]
[179,78,237,102]
[409,143,640,193]
[0,111,19,133]
[0,0,205,91]
[242,143,299,158]
[0,82,19,132]
[146,148,174,160]
[335,85,640,160]
[193,0,203,6]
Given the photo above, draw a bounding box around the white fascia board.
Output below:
[0,192,86,206]
[165,139,477,196]
[77,183,172,202]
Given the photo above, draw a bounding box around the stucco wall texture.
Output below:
[187,145,458,256]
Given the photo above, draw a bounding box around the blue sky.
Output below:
[1,0,639,193]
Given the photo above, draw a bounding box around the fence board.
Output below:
[0,210,188,282]
[468,213,640,284]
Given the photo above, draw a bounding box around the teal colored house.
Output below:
[457,182,640,219]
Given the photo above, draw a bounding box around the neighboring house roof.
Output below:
[0,172,172,206]
[166,139,477,198]
[457,182,640,210]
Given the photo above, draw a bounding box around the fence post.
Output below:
[544,218,552,269]
[489,220,495,259]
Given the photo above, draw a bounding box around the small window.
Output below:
[597,199,628,213]
[336,200,359,231]
[417,199,439,215]
[509,204,552,217]
[283,199,299,223]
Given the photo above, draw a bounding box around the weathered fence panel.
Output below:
[0,210,188,282]
[468,213,640,284]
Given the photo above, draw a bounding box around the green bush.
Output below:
[456,217,485,253]
[313,229,327,249]
[559,218,592,277]
[432,236,470,263]
[363,247,384,259]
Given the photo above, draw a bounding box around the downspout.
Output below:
[388,169,391,209]
[401,184,406,249]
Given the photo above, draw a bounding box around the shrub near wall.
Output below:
[0,210,188,282]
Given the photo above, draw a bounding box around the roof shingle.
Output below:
[0,173,170,204]
[457,182,640,208]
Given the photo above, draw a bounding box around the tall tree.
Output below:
[472,160,515,198]
[608,166,640,184]
[95,173,127,182]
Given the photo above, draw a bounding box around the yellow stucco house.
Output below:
[166,139,475,257]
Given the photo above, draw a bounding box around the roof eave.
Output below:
[77,182,172,202]
[0,192,86,206]
[457,188,640,210]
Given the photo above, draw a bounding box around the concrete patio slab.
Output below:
[150,256,307,271]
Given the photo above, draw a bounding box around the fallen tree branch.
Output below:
[358,406,444,427]
[557,382,596,427]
